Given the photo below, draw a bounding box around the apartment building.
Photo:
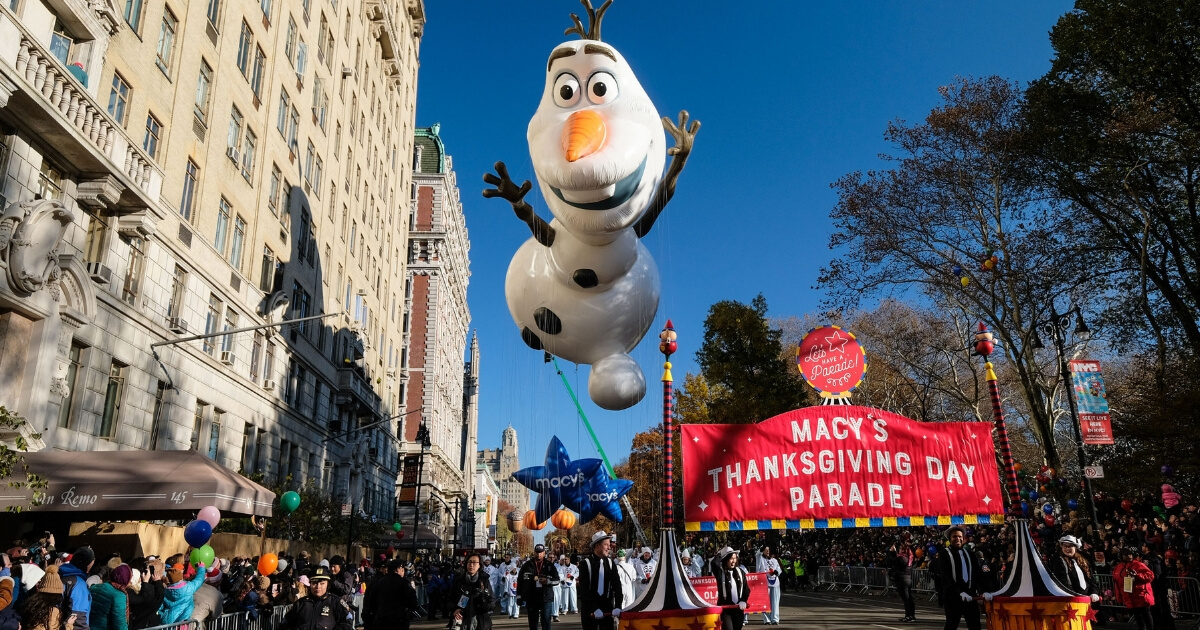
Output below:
[0,0,426,519]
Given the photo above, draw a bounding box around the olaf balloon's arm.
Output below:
[483,161,556,247]
[633,110,700,238]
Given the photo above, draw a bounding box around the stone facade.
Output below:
[0,0,431,521]
[395,125,475,551]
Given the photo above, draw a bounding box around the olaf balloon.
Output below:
[484,0,700,410]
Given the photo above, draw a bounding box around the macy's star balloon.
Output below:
[512,436,603,523]
[578,467,633,523]
[483,0,700,411]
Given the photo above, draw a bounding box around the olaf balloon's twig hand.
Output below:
[483,161,556,247]
[634,110,701,238]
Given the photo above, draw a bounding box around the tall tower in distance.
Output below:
[478,425,528,513]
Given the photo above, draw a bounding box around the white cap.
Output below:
[1059,535,1081,547]
[640,546,652,555]
[591,531,615,546]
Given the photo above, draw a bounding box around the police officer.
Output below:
[518,544,560,630]
[279,567,353,630]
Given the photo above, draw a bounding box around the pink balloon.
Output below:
[198,506,221,528]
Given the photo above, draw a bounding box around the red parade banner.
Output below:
[682,406,1004,529]
[689,573,771,613]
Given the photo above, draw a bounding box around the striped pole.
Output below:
[973,323,1021,514]
[659,320,678,530]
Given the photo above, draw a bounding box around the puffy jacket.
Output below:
[158,566,206,624]
[58,563,92,630]
[1113,560,1155,608]
[88,583,129,630]
[127,582,164,630]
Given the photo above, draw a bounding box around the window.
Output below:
[107,73,131,126]
[149,380,166,450]
[207,410,222,459]
[121,236,144,306]
[227,107,243,155]
[191,401,207,450]
[241,129,256,179]
[242,425,257,471]
[221,309,238,352]
[281,180,293,225]
[123,0,144,32]
[98,361,126,439]
[231,215,246,270]
[168,264,187,318]
[57,343,82,428]
[288,106,299,153]
[285,17,297,65]
[312,154,323,197]
[259,246,275,291]
[260,0,271,23]
[180,160,198,222]
[264,342,275,384]
[214,197,231,254]
[156,10,177,74]
[276,90,290,136]
[205,0,220,29]
[312,80,328,130]
[194,60,213,123]
[250,46,266,100]
[349,221,355,252]
[250,331,263,381]
[143,113,161,159]
[49,22,73,66]
[204,294,222,355]
[236,21,253,77]
[304,141,315,191]
[296,40,307,79]
[84,213,109,263]
[300,0,309,21]
[268,164,281,215]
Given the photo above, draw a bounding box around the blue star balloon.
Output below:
[578,467,633,523]
[512,436,603,523]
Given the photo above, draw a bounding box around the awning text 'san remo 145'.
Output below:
[681,406,1004,530]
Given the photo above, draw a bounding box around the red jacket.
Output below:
[1113,560,1155,608]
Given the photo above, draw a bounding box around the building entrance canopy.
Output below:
[0,450,275,517]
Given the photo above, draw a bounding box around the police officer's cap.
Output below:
[310,566,333,581]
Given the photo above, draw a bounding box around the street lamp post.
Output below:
[410,422,431,556]
[1033,305,1100,526]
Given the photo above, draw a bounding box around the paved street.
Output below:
[408,591,1159,630]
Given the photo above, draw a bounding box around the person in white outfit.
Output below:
[680,552,702,578]
[504,565,521,619]
[630,547,657,599]
[756,547,782,625]
[614,549,637,609]
[556,556,578,615]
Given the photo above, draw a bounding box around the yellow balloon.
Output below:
[960,277,970,287]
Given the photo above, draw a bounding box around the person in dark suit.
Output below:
[712,547,749,630]
[577,531,622,630]
[933,527,982,630]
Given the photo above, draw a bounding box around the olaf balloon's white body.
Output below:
[489,33,697,411]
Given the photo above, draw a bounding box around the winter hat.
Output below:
[318,559,330,568]
[70,546,95,570]
[21,564,45,592]
[328,555,345,568]
[110,564,132,587]
[256,576,271,590]
[277,559,288,572]
[39,565,64,594]
[205,565,222,585]
[640,547,652,555]
[298,575,310,586]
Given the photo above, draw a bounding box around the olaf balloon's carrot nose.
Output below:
[563,110,606,162]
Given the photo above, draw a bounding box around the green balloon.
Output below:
[190,544,215,567]
[280,491,301,514]
[392,522,403,532]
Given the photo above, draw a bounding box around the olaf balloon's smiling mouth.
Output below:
[550,157,647,211]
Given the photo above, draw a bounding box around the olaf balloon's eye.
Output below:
[587,72,618,104]
[554,73,581,108]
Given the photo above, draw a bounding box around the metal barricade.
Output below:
[830,566,851,591]
[142,621,200,630]
[205,613,247,630]
[864,567,891,595]
[911,568,939,601]
[848,567,868,593]
[816,566,833,590]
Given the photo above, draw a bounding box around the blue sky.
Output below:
[415,1,1075,477]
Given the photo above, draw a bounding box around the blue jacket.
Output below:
[157,565,206,624]
[58,563,92,630]
[88,583,129,630]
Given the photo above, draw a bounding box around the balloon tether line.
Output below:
[551,356,649,546]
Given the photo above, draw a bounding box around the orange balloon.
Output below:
[523,510,546,531]
[1013,463,1023,472]
[914,549,924,558]
[551,509,577,530]
[258,552,279,575]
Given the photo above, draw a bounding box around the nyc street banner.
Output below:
[1069,359,1115,445]
[681,406,1003,530]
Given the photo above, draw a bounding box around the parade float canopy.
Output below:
[0,450,275,517]
[984,519,1094,629]
[618,529,722,630]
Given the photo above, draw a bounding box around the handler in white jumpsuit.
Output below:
[615,549,637,608]
[631,547,657,600]
[756,547,782,624]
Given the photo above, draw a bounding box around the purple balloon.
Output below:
[198,505,221,528]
